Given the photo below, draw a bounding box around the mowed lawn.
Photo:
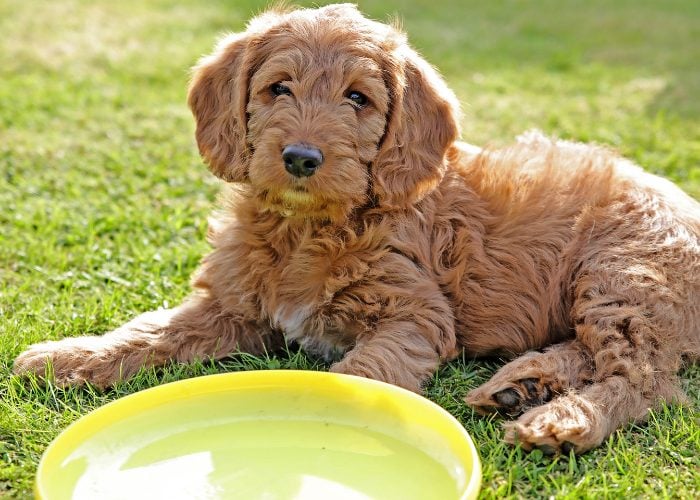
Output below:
[1,0,699,497]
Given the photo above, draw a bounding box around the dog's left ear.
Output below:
[372,47,460,208]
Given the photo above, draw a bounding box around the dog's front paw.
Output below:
[14,338,102,387]
[330,357,423,393]
[503,395,605,454]
[329,357,375,380]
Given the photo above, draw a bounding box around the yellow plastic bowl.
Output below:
[36,370,481,499]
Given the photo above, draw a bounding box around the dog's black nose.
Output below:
[282,144,323,177]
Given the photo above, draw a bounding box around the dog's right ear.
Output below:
[187,32,254,182]
[371,45,461,209]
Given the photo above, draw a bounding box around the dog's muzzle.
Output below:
[282,143,324,178]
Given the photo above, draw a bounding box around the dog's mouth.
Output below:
[281,186,313,203]
[256,187,352,222]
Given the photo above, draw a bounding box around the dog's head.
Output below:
[188,4,460,221]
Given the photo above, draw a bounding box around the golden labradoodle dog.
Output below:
[14,4,699,454]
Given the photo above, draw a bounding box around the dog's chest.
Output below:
[263,265,360,360]
[269,301,350,360]
[254,231,377,359]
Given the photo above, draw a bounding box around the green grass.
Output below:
[1,0,698,497]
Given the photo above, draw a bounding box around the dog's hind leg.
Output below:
[502,259,693,454]
[503,371,684,454]
[13,296,275,388]
[464,339,593,417]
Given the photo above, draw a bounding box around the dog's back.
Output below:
[433,135,699,360]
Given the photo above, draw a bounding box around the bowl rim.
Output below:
[36,369,481,500]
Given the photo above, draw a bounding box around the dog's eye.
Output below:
[346,90,368,108]
[270,83,293,97]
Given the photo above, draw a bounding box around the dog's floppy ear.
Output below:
[187,32,253,182]
[372,47,460,208]
[189,10,293,181]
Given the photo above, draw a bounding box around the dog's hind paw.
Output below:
[503,394,605,454]
[465,341,593,417]
[465,376,556,417]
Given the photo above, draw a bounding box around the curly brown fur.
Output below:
[14,4,699,454]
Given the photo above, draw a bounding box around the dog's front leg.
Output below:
[329,262,457,393]
[13,296,274,388]
[330,325,443,393]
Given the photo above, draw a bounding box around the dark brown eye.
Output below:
[270,83,292,97]
[346,90,368,108]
